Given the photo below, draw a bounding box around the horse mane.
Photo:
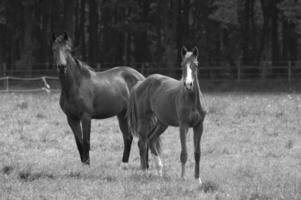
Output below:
[74,58,95,77]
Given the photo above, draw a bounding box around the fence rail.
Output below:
[2,62,301,78]
[0,76,59,93]
[1,62,301,92]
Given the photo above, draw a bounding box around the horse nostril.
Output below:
[186,82,193,87]
[184,82,193,89]
[58,64,66,68]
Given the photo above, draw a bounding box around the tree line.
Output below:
[0,0,300,77]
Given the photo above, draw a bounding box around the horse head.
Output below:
[180,46,199,92]
[52,32,72,72]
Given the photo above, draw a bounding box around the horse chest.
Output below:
[178,105,203,127]
[60,95,91,118]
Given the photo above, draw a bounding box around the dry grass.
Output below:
[0,92,300,199]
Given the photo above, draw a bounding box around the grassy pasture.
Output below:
[0,91,300,200]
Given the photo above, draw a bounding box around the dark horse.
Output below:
[127,47,206,184]
[52,33,145,165]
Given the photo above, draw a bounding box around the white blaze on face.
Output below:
[185,63,194,88]
[58,49,67,66]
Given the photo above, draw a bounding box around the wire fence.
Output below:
[0,76,59,93]
[1,62,301,93]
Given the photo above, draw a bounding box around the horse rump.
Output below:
[126,83,158,139]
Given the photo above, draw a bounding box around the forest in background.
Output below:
[0,0,301,77]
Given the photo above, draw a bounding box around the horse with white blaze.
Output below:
[127,46,207,184]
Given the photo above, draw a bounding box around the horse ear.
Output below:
[192,47,199,57]
[63,32,69,41]
[192,46,199,57]
[52,32,56,42]
[181,46,188,57]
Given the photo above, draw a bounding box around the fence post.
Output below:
[261,61,267,81]
[288,61,292,84]
[2,63,8,92]
[6,77,9,92]
[141,63,145,75]
[2,62,6,77]
[97,63,101,71]
[237,61,241,83]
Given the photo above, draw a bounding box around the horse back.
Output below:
[89,67,144,119]
[95,67,144,89]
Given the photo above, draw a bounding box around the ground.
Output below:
[0,91,300,200]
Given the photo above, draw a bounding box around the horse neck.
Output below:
[59,54,82,95]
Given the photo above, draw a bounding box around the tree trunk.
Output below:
[74,0,80,47]
[288,22,298,65]
[17,3,34,74]
[258,0,271,66]
[89,0,98,66]
[271,0,280,67]
[80,0,86,60]
[159,0,180,76]
[41,1,51,69]
[282,18,289,65]
[133,0,150,64]
[0,25,5,68]
[63,0,75,37]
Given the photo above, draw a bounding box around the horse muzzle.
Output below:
[184,82,194,91]
[57,64,67,73]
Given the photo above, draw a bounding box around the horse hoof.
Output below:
[144,170,152,177]
[82,159,90,166]
[158,171,163,177]
[156,168,163,177]
[198,177,202,185]
[120,162,129,170]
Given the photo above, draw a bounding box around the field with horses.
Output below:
[0,90,301,200]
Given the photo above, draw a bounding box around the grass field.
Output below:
[0,91,300,200]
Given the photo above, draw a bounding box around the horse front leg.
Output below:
[67,117,84,163]
[179,125,188,178]
[81,113,91,165]
[193,122,204,185]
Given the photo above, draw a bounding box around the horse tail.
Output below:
[154,135,162,155]
[132,69,145,82]
[127,81,157,138]
[122,67,145,91]
[127,86,139,137]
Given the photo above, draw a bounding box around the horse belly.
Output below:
[92,107,122,119]
[152,97,179,127]
[92,94,125,119]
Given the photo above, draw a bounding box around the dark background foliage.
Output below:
[0,0,300,77]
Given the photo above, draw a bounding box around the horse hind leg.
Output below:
[67,117,84,163]
[81,113,91,165]
[138,137,148,170]
[117,113,133,165]
[148,122,167,177]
